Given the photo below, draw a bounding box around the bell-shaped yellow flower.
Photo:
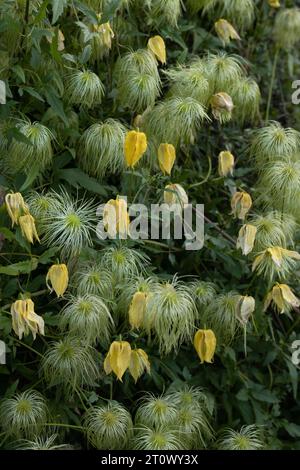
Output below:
[236,224,257,255]
[104,341,132,381]
[194,329,216,364]
[103,197,130,238]
[218,150,235,177]
[158,143,176,175]
[253,246,300,272]
[5,192,29,226]
[19,214,40,244]
[46,264,69,297]
[231,191,252,220]
[211,92,234,120]
[268,0,280,8]
[98,21,114,48]
[264,283,300,314]
[236,295,255,325]
[128,348,151,383]
[129,291,148,329]
[147,35,166,64]
[124,130,147,168]
[215,19,240,45]
[10,298,45,340]
[164,183,188,207]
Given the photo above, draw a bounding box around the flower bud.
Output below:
[214,19,240,45]
[236,224,257,255]
[231,191,252,220]
[147,35,166,64]
[19,214,40,244]
[129,291,148,329]
[104,341,132,381]
[158,143,176,175]
[194,329,216,364]
[124,130,147,168]
[46,264,69,297]
[5,192,29,226]
[218,150,234,177]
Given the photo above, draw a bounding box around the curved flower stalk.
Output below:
[249,212,296,252]
[135,393,178,428]
[75,261,113,299]
[164,63,211,106]
[201,292,242,343]
[264,283,300,314]
[256,158,300,215]
[79,120,126,178]
[250,122,300,162]
[12,434,73,450]
[216,425,264,450]
[59,294,114,346]
[204,52,245,93]
[66,69,104,108]
[7,121,53,175]
[274,8,300,50]
[84,401,133,450]
[0,390,48,438]
[132,425,184,450]
[144,276,196,355]
[114,49,160,112]
[40,189,97,259]
[145,97,209,148]
[252,247,300,281]
[41,337,99,394]
[230,77,260,124]
[101,245,150,283]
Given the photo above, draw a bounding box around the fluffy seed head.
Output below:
[67,69,104,108]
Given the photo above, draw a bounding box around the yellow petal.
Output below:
[218,150,235,177]
[272,285,285,313]
[158,143,176,175]
[194,329,216,364]
[46,264,69,297]
[236,295,255,325]
[106,341,132,381]
[129,291,147,329]
[124,131,147,168]
[237,224,257,255]
[128,349,150,383]
[215,19,240,44]
[19,214,40,244]
[5,192,29,226]
[147,35,166,64]
[279,284,300,309]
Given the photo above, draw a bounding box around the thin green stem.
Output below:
[12,338,43,357]
[265,48,280,122]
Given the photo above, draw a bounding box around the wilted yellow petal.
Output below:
[231,191,252,220]
[147,35,166,64]
[46,264,68,297]
[280,284,300,308]
[164,183,188,207]
[104,341,132,381]
[218,150,235,177]
[19,214,40,244]
[158,143,176,175]
[194,329,216,364]
[215,19,240,44]
[124,130,147,168]
[267,247,284,268]
[5,192,29,226]
[10,298,44,340]
[129,291,147,329]
[272,285,286,313]
[211,92,234,120]
[236,224,257,255]
[236,295,255,325]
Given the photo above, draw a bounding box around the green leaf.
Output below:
[22,86,45,102]
[0,227,15,241]
[0,258,38,276]
[11,65,26,83]
[57,168,108,196]
[38,247,60,264]
[51,0,68,24]
[19,166,41,191]
[79,45,92,64]
[45,89,68,125]
[283,422,300,438]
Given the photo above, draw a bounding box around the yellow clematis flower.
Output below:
[128,348,151,383]
[5,192,29,226]
[10,298,45,340]
[252,246,300,279]
[236,224,257,255]
[218,150,235,177]
[211,92,234,120]
[104,341,132,381]
[19,214,40,244]
[124,130,147,168]
[129,291,148,329]
[194,329,216,364]
[231,191,252,220]
[264,283,300,314]
[215,19,240,45]
[268,0,280,8]
[236,295,255,325]
[147,35,166,64]
[46,264,69,297]
[158,143,176,175]
[103,196,130,238]
[164,183,188,207]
